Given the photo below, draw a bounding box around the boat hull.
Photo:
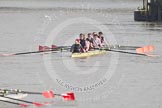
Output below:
[71,50,107,58]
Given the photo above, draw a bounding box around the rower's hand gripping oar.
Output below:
[0,100,29,107]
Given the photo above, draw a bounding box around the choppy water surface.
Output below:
[0,0,162,108]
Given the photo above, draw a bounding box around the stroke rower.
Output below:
[98,32,104,43]
[98,32,109,47]
[70,39,84,53]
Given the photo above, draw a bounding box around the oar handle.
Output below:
[20,91,42,95]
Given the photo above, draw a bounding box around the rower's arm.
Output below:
[79,44,85,52]
[103,37,110,48]
[70,45,74,52]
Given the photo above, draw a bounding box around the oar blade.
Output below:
[19,104,29,107]
[62,92,75,101]
[42,90,54,98]
[143,46,149,52]
[135,45,159,57]
[148,45,155,52]
[51,45,58,49]
[0,53,14,56]
[38,45,50,51]
[136,45,155,54]
[44,46,50,50]
[32,101,53,107]
[38,45,44,51]
[136,47,145,54]
[32,102,44,107]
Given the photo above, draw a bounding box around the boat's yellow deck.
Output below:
[71,50,107,58]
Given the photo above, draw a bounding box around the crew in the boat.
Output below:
[71,32,108,53]
[70,39,83,53]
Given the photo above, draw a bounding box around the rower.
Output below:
[85,38,91,52]
[79,33,86,49]
[98,32,109,47]
[82,34,86,40]
[98,32,104,43]
[93,34,102,48]
[87,33,93,43]
[70,39,83,53]
[86,33,94,50]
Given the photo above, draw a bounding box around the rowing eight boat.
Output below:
[71,50,107,58]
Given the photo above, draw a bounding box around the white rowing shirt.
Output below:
[93,37,102,48]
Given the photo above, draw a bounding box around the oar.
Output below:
[105,49,159,57]
[0,96,46,107]
[0,44,72,57]
[20,90,75,101]
[0,48,60,57]
[105,45,154,51]
[0,100,29,107]
[0,45,62,57]
[4,89,75,101]
[100,45,157,56]
[106,49,148,56]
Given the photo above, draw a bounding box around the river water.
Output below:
[0,0,162,108]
